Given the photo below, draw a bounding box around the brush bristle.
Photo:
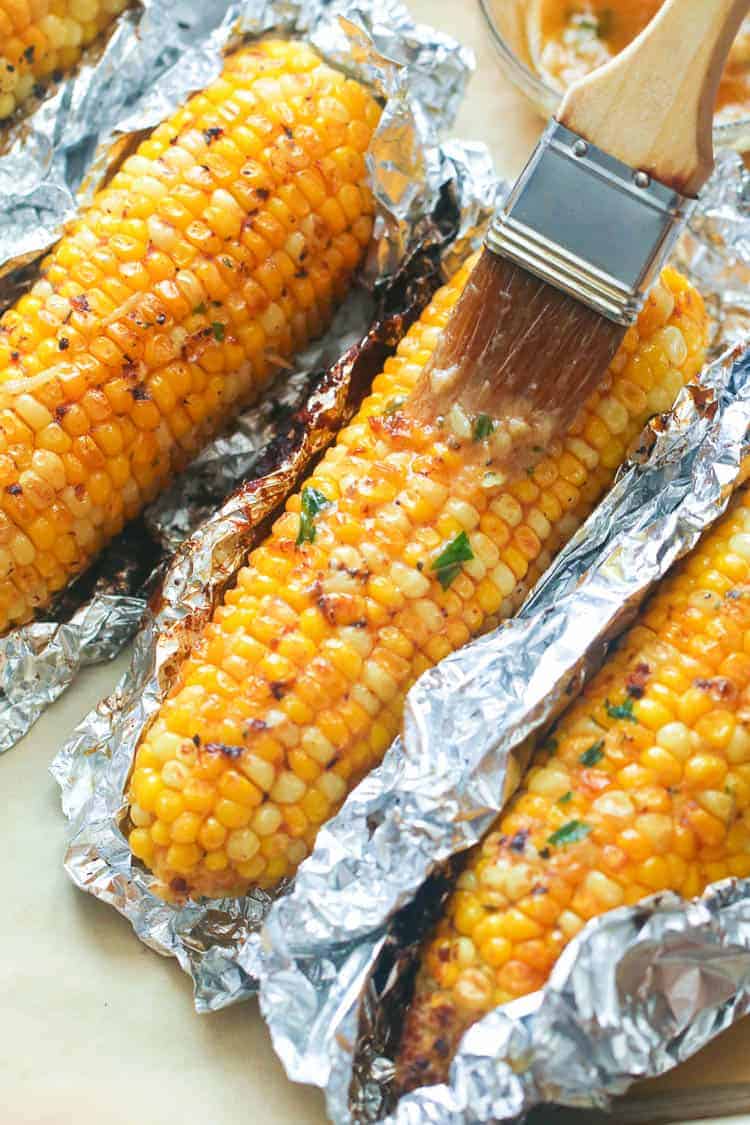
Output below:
[409,249,626,473]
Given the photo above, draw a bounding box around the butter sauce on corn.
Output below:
[396,482,750,1093]
[0,40,379,630]
[126,258,707,900]
[0,0,127,119]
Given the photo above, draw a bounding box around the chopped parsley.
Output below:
[296,487,330,546]
[605,697,636,722]
[472,413,495,442]
[211,321,225,342]
[558,791,573,806]
[431,531,474,590]
[193,302,207,315]
[579,739,604,767]
[543,737,558,758]
[547,819,591,847]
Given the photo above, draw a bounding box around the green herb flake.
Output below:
[211,321,226,342]
[431,531,474,590]
[193,302,207,315]
[383,395,407,417]
[605,697,636,722]
[579,739,605,767]
[543,737,558,758]
[547,819,591,847]
[472,413,495,442]
[571,8,614,38]
[296,487,330,547]
[558,791,573,806]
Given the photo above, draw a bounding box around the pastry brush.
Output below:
[411,0,749,466]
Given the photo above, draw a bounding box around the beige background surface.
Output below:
[2,2,750,1124]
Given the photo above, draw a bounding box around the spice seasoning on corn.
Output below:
[0,0,128,120]
[396,483,750,1092]
[0,40,379,630]
[125,256,708,901]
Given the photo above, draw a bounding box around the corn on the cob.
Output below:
[0,40,379,630]
[125,259,707,900]
[0,0,127,120]
[396,483,750,1093]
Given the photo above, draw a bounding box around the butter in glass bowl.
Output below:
[480,0,750,151]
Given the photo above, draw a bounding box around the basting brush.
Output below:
[411,0,749,468]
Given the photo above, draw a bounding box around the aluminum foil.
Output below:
[53,229,456,1006]
[388,878,750,1123]
[52,142,500,1021]
[254,341,750,1123]
[0,0,476,752]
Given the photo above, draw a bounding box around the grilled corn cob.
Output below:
[0,0,127,120]
[0,40,379,630]
[126,258,707,900]
[396,483,750,1093]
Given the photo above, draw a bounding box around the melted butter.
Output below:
[407,251,624,480]
[528,1,750,123]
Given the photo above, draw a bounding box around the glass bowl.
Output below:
[478,0,750,152]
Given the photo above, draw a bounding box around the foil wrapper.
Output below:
[250,160,750,1120]
[254,343,750,1124]
[51,0,498,998]
[0,0,476,752]
[53,231,455,1006]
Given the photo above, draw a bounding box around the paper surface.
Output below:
[1,2,750,1123]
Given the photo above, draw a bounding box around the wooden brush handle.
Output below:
[558,0,750,195]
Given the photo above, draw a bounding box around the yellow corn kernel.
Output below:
[0,40,380,633]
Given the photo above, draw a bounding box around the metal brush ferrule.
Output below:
[486,120,694,326]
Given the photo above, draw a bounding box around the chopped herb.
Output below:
[193,302,206,315]
[605,697,636,722]
[296,487,330,546]
[579,739,604,767]
[472,413,495,441]
[383,395,406,416]
[558,791,573,805]
[431,531,474,590]
[547,819,591,847]
[543,737,558,757]
[211,321,225,342]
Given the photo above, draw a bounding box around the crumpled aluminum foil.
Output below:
[53,229,456,1007]
[51,7,498,1001]
[254,342,750,1124]
[388,878,750,1123]
[0,0,476,752]
[250,161,750,1120]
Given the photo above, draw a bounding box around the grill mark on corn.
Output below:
[396,490,750,1094]
[125,262,708,901]
[0,40,380,629]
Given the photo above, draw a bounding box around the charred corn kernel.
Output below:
[0,0,127,121]
[396,484,750,1093]
[0,41,379,632]
[127,261,707,901]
